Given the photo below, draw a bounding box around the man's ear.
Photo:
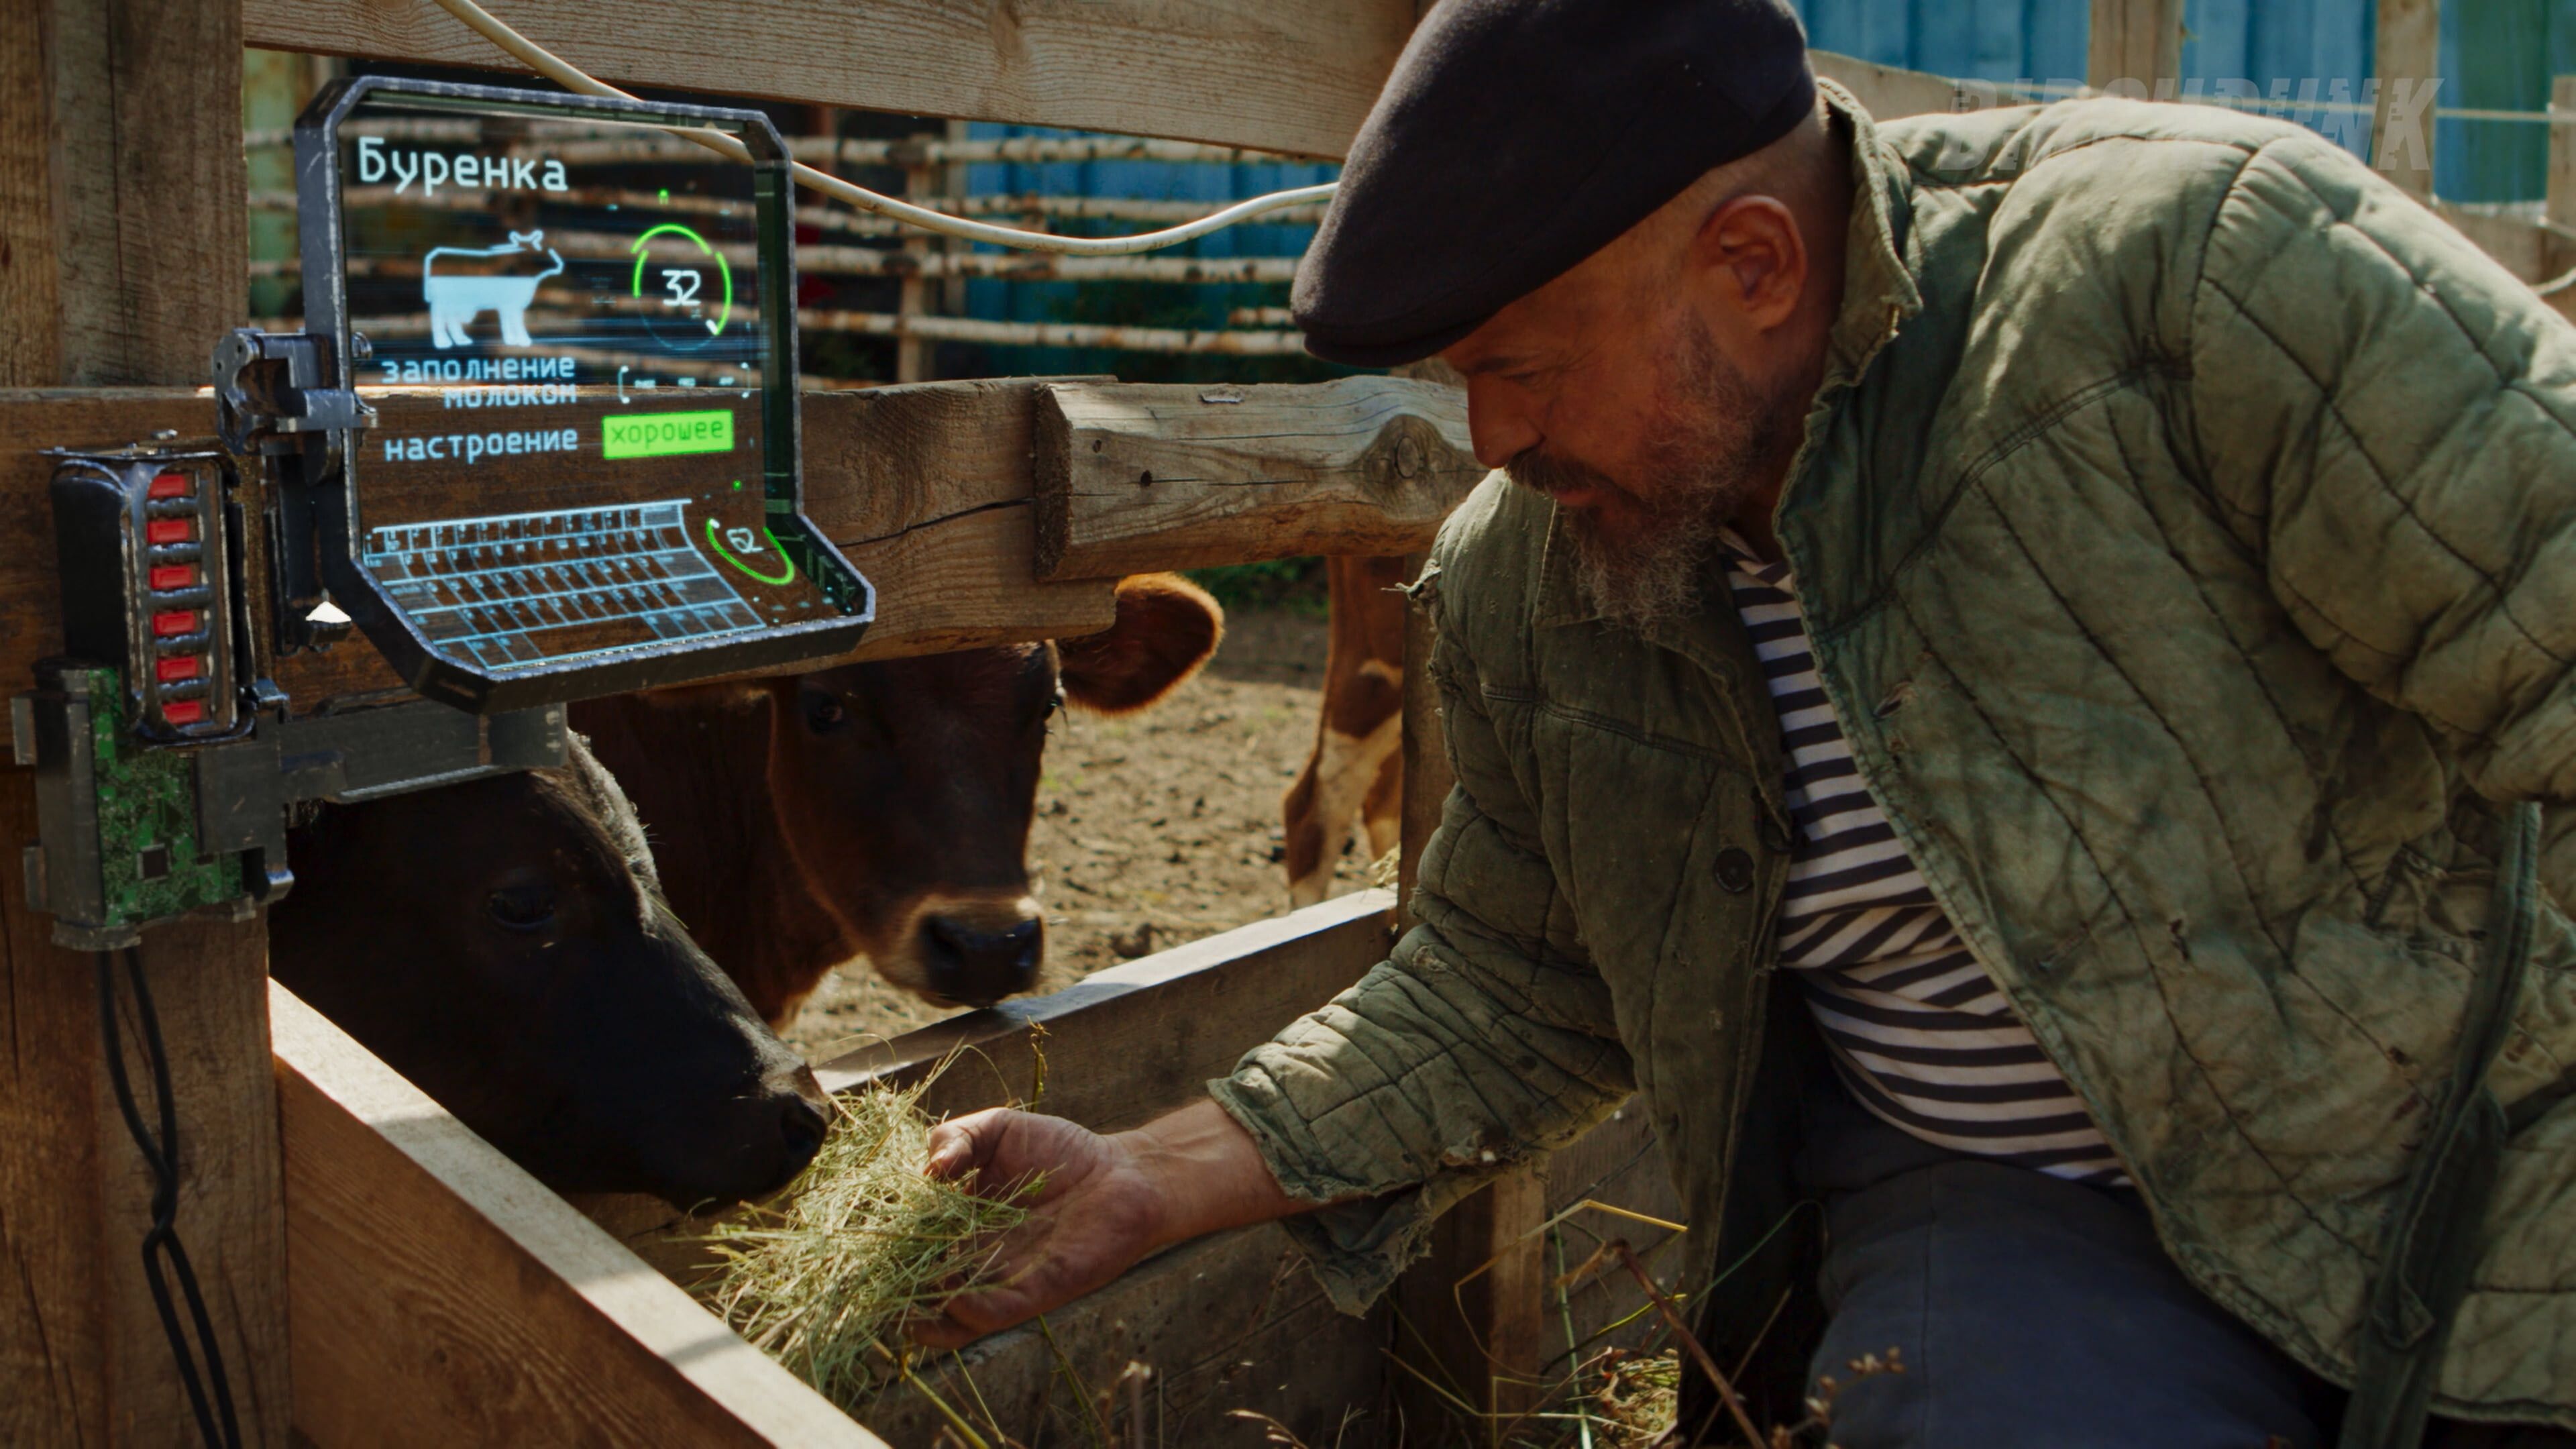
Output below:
[1057,574,1224,714]
[1693,195,1807,331]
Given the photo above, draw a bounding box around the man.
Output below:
[918,3,2576,1444]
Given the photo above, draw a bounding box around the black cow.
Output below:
[267,735,828,1206]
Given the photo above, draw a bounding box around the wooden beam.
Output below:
[1532,1106,1688,1382]
[1385,514,1552,1429]
[272,981,887,1446]
[1389,355,1462,927]
[2373,0,2442,200]
[0,384,1120,718]
[244,0,1419,158]
[0,0,248,386]
[0,376,1504,718]
[794,376,1121,665]
[2550,75,2576,233]
[813,888,1396,1128]
[1395,553,1444,926]
[2086,0,2185,96]
[1813,50,1974,119]
[0,3,292,1443]
[1032,377,1479,581]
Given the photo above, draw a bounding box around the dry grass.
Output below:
[691,1079,1036,1416]
[1591,1350,1681,1443]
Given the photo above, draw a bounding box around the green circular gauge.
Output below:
[629,223,734,340]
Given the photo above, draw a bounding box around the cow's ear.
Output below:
[1057,573,1223,715]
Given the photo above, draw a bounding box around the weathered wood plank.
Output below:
[2553,76,2576,235]
[867,1224,1391,1448]
[0,375,1517,712]
[1534,1105,1688,1383]
[2086,0,2184,93]
[1393,1167,1552,1428]
[244,0,1418,158]
[1033,377,1479,581]
[587,892,1396,1275]
[1384,492,1549,1428]
[1395,551,1441,927]
[814,888,1397,1128]
[2373,0,2442,199]
[1390,356,1462,926]
[1813,50,1974,119]
[0,2,290,1442]
[272,981,885,1447]
[0,772,112,1446]
[0,0,247,387]
[0,384,1118,718]
[590,894,1399,1445]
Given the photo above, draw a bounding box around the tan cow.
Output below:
[1280,555,1410,906]
[576,574,1224,1028]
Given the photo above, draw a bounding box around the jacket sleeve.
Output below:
[2187,131,2576,804]
[1206,559,1634,1315]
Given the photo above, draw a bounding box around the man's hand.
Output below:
[914,1097,1314,1348]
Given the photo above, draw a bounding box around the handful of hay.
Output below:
[692,1079,1034,1411]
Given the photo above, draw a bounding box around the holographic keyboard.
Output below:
[362,500,761,670]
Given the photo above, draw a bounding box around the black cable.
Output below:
[95,947,243,1449]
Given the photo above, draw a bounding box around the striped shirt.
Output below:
[1719,534,2125,1184]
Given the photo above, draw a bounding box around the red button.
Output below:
[148,564,197,591]
[155,656,201,683]
[150,610,197,638]
[148,473,192,500]
[162,699,205,726]
[146,519,192,545]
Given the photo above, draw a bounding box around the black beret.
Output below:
[1293,0,1817,367]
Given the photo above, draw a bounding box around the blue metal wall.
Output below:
[2435,0,2576,203]
[1800,0,2553,201]
[1795,0,2090,86]
[957,138,1336,337]
[956,1,2562,345]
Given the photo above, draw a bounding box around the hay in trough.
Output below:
[692,1078,1034,1414]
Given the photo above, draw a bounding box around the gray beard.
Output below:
[1507,320,1794,633]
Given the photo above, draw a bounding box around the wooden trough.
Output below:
[5,1,2564,1443]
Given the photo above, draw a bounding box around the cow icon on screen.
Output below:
[423,230,565,349]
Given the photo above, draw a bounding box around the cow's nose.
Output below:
[920,915,1042,1008]
[774,1081,828,1181]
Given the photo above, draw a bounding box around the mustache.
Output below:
[1504,449,1623,501]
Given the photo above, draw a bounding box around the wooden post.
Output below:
[2373,0,2442,200]
[2549,75,2576,233]
[2085,0,2184,98]
[940,118,971,319]
[1394,551,1444,924]
[896,154,934,384]
[0,2,290,1444]
[1388,531,1553,1433]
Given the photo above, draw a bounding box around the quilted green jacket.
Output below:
[1209,84,2576,1426]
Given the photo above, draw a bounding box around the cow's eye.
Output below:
[488,882,557,932]
[803,693,849,733]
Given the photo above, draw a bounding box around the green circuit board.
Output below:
[74,667,237,928]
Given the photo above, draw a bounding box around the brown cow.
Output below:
[576,574,1223,1027]
[1281,555,1410,906]
[268,735,829,1207]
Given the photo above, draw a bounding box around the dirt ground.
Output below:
[780,607,1379,1063]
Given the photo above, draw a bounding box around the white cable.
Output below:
[427,0,1339,256]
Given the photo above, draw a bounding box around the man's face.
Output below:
[1443,260,1803,631]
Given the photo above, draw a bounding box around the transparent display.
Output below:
[334,93,835,672]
